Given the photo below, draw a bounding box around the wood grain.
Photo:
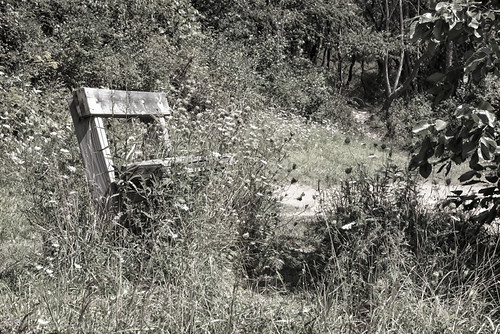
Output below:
[75,87,170,118]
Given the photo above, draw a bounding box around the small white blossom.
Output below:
[10,153,24,165]
[37,319,50,326]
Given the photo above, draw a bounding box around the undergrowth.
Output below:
[2,108,500,332]
[1,1,500,331]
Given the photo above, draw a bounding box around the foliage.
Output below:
[410,1,500,224]
[388,94,435,149]
[0,0,200,90]
[314,161,500,325]
[2,0,500,332]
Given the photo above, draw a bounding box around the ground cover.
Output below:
[1,107,499,333]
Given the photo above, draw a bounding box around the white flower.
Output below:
[175,203,189,211]
[67,166,76,173]
[74,263,82,269]
[10,153,24,165]
[37,319,50,326]
[341,222,356,230]
[60,148,70,153]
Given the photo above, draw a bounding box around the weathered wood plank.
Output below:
[122,155,233,178]
[69,97,115,203]
[75,87,170,118]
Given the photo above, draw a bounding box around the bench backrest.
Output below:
[68,87,170,206]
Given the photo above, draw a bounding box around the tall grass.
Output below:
[1,98,500,332]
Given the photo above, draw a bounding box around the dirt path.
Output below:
[278,181,483,219]
[278,183,319,217]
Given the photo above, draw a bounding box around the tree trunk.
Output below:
[361,57,367,96]
[445,39,453,72]
[346,54,356,87]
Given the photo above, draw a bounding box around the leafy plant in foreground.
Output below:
[410,1,500,225]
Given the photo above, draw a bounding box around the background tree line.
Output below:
[3,0,500,225]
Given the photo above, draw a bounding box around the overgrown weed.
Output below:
[310,158,500,332]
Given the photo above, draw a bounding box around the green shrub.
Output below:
[314,159,500,311]
[387,94,434,149]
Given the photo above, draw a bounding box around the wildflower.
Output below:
[37,319,50,326]
[10,153,24,165]
[175,203,189,211]
[341,222,356,230]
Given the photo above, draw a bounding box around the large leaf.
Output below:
[435,119,447,131]
[413,121,433,134]
[479,141,491,160]
[419,162,432,178]
[459,170,478,182]
[468,17,480,29]
[420,12,436,24]
[435,2,449,12]
[476,109,496,127]
[427,72,446,82]
[481,136,497,151]
[478,101,495,111]
[485,174,499,183]
[433,19,445,40]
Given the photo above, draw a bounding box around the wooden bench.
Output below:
[68,87,226,214]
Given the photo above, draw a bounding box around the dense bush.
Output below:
[1,0,199,90]
[314,161,500,314]
[2,0,500,332]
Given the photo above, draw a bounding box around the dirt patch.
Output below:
[278,183,319,217]
[278,181,483,218]
[351,108,382,141]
